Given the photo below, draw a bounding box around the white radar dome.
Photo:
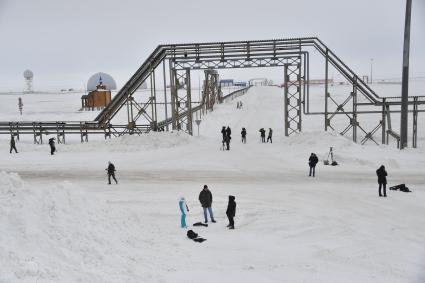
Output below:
[87,72,117,91]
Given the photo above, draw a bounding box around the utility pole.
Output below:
[400,0,412,149]
[370,58,373,84]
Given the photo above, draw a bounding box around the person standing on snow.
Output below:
[226,195,236,229]
[308,153,319,177]
[221,126,227,149]
[267,128,273,143]
[199,185,216,223]
[106,161,118,184]
[376,165,388,197]
[48,137,56,155]
[225,126,232,150]
[10,136,18,154]
[241,127,247,144]
[259,128,266,143]
[179,197,190,228]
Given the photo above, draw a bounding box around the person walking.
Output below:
[48,138,56,155]
[10,136,18,154]
[376,165,388,197]
[259,128,266,143]
[225,126,232,150]
[241,127,247,144]
[226,195,236,229]
[199,185,216,223]
[106,161,118,185]
[267,128,273,143]
[308,153,319,177]
[179,197,189,228]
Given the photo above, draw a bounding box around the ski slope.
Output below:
[0,86,424,283]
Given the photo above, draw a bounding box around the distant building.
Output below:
[82,73,116,110]
[220,79,234,87]
[234,81,247,87]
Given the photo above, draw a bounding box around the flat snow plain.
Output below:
[0,85,424,283]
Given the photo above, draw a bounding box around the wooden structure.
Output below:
[81,83,111,110]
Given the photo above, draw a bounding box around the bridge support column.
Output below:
[325,49,329,132]
[413,96,418,148]
[352,77,358,143]
[171,68,193,135]
[284,59,302,136]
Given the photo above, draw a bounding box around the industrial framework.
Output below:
[1,38,424,148]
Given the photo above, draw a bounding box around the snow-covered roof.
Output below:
[87,72,117,91]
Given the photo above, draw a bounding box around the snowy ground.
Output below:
[0,86,425,282]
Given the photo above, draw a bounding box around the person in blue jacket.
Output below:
[179,197,189,228]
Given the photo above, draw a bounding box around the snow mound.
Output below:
[61,131,193,153]
[0,171,23,195]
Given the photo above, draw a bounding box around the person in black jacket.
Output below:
[221,126,226,142]
[226,195,236,229]
[267,128,273,143]
[308,153,319,177]
[10,136,18,154]
[198,185,215,223]
[241,128,247,144]
[106,161,118,184]
[376,165,388,197]
[48,138,56,155]
[259,128,266,143]
[225,126,231,150]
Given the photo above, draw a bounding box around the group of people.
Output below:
[259,128,273,143]
[307,152,390,197]
[9,136,56,155]
[179,185,236,230]
[220,127,274,148]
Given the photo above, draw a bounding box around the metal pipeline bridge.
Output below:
[1,37,424,147]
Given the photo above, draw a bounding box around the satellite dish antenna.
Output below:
[23,69,34,93]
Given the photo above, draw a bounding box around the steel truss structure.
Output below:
[1,38,423,148]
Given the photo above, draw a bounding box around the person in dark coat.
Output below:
[226,126,231,139]
[259,128,266,143]
[225,134,231,150]
[225,126,231,150]
[220,126,227,150]
[226,195,236,229]
[221,126,226,142]
[10,136,18,154]
[308,153,319,177]
[48,138,56,155]
[106,161,118,184]
[241,128,247,144]
[376,165,388,197]
[267,128,273,143]
[198,185,215,223]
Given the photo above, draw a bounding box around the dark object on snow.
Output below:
[193,222,208,227]
[376,165,388,197]
[226,195,236,229]
[389,184,411,193]
[48,138,56,155]
[187,230,206,243]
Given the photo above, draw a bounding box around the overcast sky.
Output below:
[0,0,424,91]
